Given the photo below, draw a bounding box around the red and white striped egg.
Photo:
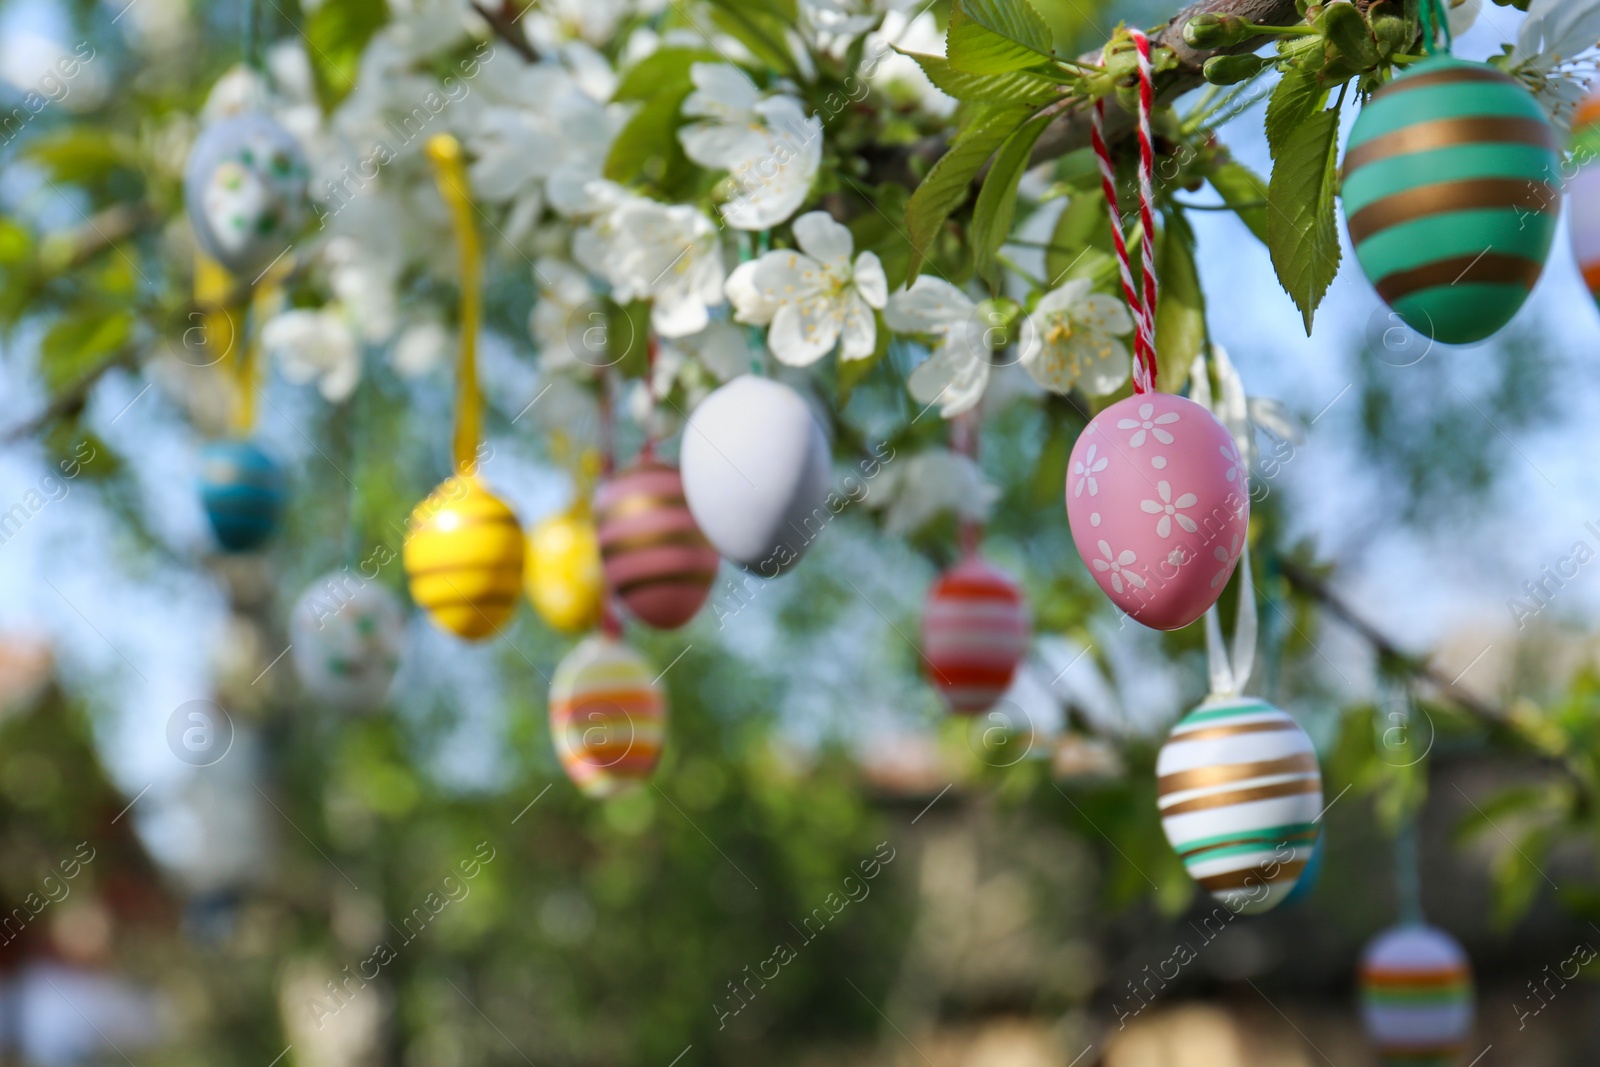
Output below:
[922,555,1030,714]
[594,459,720,630]
[549,635,666,797]
[1065,393,1248,630]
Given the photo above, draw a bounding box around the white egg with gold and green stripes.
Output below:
[1360,923,1475,1066]
[1156,695,1323,914]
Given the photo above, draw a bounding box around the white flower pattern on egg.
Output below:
[1139,481,1199,538]
[1093,540,1146,594]
[1220,441,1248,489]
[1073,444,1108,498]
[1117,402,1180,447]
[1211,533,1242,589]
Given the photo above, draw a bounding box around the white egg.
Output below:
[184,112,309,277]
[289,572,405,712]
[680,375,831,576]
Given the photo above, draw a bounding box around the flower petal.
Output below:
[853,251,888,309]
[769,298,841,367]
[907,339,988,416]
[791,210,854,266]
[884,276,975,333]
[837,291,877,360]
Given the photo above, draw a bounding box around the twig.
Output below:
[470,1,538,63]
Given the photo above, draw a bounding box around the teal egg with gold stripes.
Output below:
[1156,696,1323,915]
[1343,56,1560,344]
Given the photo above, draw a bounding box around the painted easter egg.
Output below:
[1343,56,1560,344]
[1360,924,1475,1066]
[595,458,720,629]
[199,439,285,552]
[1065,393,1248,631]
[922,555,1031,714]
[680,375,831,576]
[549,634,666,797]
[525,509,604,634]
[1279,829,1324,908]
[1568,91,1600,307]
[289,572,405,712]
[402,476,524,640]
[183,112,309,277]
[1156,696,1323,915]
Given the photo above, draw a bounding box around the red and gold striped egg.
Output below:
[402,475,524,640]
[594,458,720,630]
[922,555,1031,714]
[549,634,666,797]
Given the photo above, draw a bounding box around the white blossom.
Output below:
[725,211,887,366]
[263,307,361,402]
[882,276,995,417]
[1511,0,1600,130]
[678,63,823,230]
[865,447,997,535]
[573,181,727,338]
[393,319,451,376]
[1017,279,1133,398]
[530,256,606,373]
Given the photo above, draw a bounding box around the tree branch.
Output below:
[470,1,538,63]
[1030,0,1304,164]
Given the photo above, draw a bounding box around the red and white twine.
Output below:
[1089,28,1159,394]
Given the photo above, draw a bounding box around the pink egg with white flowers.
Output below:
[1065,393,1248,630]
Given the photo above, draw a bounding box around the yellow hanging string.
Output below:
[194,252,247,429]
[425,134,483,477]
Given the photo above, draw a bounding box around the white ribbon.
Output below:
[1189,346,1258,699]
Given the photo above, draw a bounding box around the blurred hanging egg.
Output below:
[183,112,309,277]
[199,439,285,552]
[922,555,1030,714]
[1343,56,1559,344]
[595,458,720,629]
[1156,696,1322,915]
[549,634,666,797]
[1569,91,1600,308]
[1065,393,1247,631]
[1360,924,1475,1066]
[289,573,405,712]
[402,476,524,640]
[525,509,604,634]
[680,375,830,576]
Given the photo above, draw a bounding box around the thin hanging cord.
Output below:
[599,367,625,639]
[1392,684,1426,926]
[243,0,264,72]
[1089,29,1159,393]
[953,410,981,555]
[1420,0,1453,55]
[425,135,483,478]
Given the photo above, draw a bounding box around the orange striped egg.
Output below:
[1360,924,1474,1066]
[594,459,720,630]
[922,556,1030,714]
[549,635,666,797]
[1156,696,1323,914]
[402,475,524,640]
[1571,88,1600,307]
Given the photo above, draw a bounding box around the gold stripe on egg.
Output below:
[1172,719,1298,743]
[1346,178,1558,245]
[599,530,713,556]
[1375,252,1544,303]
[1342,116,1559,176]
[1159,778,1321,817]
[1375,66,1517,96]
[597,493,692,522]
[1157,753,1320,795]
[1197,859,1308,892]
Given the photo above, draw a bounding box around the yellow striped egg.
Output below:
[1156,695,1323,915]
[403,476,524,640]
[549,635,666,797]
[525,509,604,634]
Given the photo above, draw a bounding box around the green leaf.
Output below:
[24,129,135,185]
[905,52,1063,105]
[1267,106,1342,334]
[604,86,694,185]
[1264,66,1326,162]
[0,219,32,266]
[838,338,883,404]
[1207,161,1270,245]
[946,0,1054,75]
[706,1,798,77]
[1044,190,1112,285]
[40,308,131,392]
[305,0,389,112]
[971,112,1054,283]
[1154,210,1202,394]
[613,48,721,103]
[904,105,1033,281]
